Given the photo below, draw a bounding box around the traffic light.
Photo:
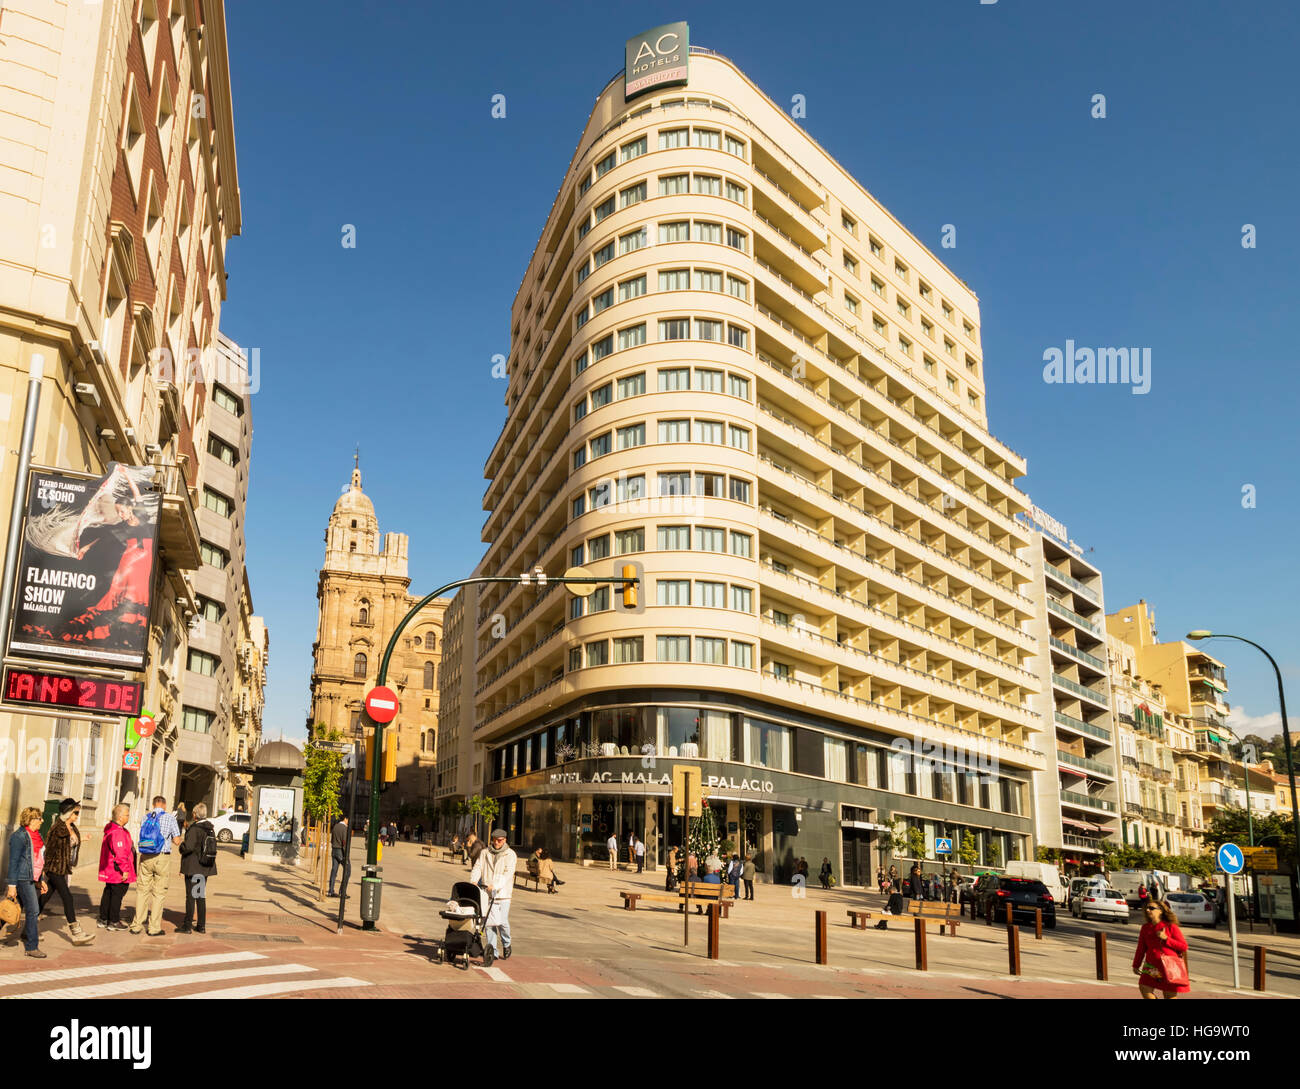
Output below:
[621,564,637,609]
[364,732,398,782]
[615,561,643,613]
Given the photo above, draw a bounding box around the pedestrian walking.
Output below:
[819,858,833,890]
[889,864,900,893]
[4,806,49,958]
[1132,898,1190,999]
[908,863,923,900]
[635,835,646,874]
[173,802,187,831]
[876,865,887,895]
[130,795,181,935]
[727,854,743,900]
[38,798,94,945]
[628,830,636,873]
[415,823,423,843]
[465,832,482,869]
[470,829,517,959]
[606,832,619,872]
[328,815,350,897]
[178,803,218,934]
[685,851,699,882]
[742,855,756,901]
[97,804,136,930]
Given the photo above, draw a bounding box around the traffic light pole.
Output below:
[360,569,637,930]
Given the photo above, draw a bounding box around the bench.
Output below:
[440,849,461,864]
[514,870,543,892]
[420,845,432,857]
[847,899,962,935]
[620,882,734,917]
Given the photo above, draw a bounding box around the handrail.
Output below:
[475,620,565,695]
[1048,635,1107,673]
[754,211,826,268]
[1052,672,1110,707]
[1053,710,1112,743]
[476,674,564,731]
[1045,597,1103,637]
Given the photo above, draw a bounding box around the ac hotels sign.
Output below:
[625,22,689,99]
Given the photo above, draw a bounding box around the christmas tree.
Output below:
[687,797,721,872]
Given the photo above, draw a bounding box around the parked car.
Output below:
[1068,876,1110,906]
[972,875,1057,927]
[209,810,252,843]
[1166,891,1218,928]
[1071,886,1130,922]
[1004,861,1070,906]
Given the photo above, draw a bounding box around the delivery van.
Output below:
[1003,861,1069,904]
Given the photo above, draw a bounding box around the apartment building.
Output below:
[469,30,1043,882]
[0,0,240,840]
[1021,513,1118,863]
[226,607,267,810]
[433,586,483,837]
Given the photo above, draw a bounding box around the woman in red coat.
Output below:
[1132,898,1189,998]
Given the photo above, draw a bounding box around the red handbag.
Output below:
[1158,949,1189,986]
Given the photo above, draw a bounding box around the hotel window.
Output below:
[729,477,752,503]
[568,647,582,671]
[946,374,957,391]
[578,174,592,196]
[573,398,588,421]
[693,128,721,148]
[730,531,752,557]
[569,594,583,620]
[658,466,690,492]
[659,127,688,150]
[966,355,979,375]
[590,432,612,458]
[898,337,912,356]
[208,435,238,466]
[870,277,885,298]
[613,528,644,556]
[590,382,613,408]
[695,581,725,608]
[696,318,723,341]
[188,649,218,676]
[944,338,956,357]
[921,319,933,339]
[694,269,722,292]
[586,641,609,667]
[731,641,754,669]
[694,419,723,444]
[616,424,645,450]
[968,392,980,408]
[618,475,646,503]
[964,320,975,337]
[869,237,882,257]
[694,221,722,244]
[657,635,691,662]
[919,282,933,301]
[182,707,214,734]
[771,662,792,680]
[572,496,585,518]
[725,227,748,252]
[895,261,908,280]
[575,305,590,329]
[203,488,233,517]
[613,636,644,663]
[695,472,724,497]
[198,597,224,623]
[845,293,860,316]
[619,275,646,302]
[577,218,592,243]
[726,324,749,349]
[730,585,753,612]
[657,580,690,606]
[659,221,689,243]
[617,372,645,398]
[618,323,646,349]
[594,195,615,222]
[660,421,691,447]
[896,299,910,318]
[873,316,887,336]
[659,269,689,291]
[942,302,954,321]
[696,526,725,552]
[589,482,611,509]
[576,258,591,285]
[659,173,689,196]
[213,384,241,415]
[694,174,721,196]
[620,227,648,254]
[694,368,723,392]
[923,355,936,375]
[572,448,586,470]
[620,136,646,162]
[659,317,690,341]
[725,134,747,157]
[825,738,848,782]
[591,334,613,361]
[744,717,791,770]
[658,367,689,391]
[592,287,614,314]
[726,275,748,301]
[657,524,690,549]
[201,541,229,569]
[727,424,751,451]
[595,150,616,177]
[588,586,610,612]
[842,213,857,235]
[570,544,585,567]
[843,253,858,276]
[695,637,726,665]
[728,373,750,399]
[593,240,615,268]
[725,180,747,204]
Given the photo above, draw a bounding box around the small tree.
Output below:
[905,826,928,862]
[986,838,1001,867]
[461,794,500,840]
[303,727,343,824]
[958,830,979,868]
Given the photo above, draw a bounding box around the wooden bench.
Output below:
[847,899,962,935]
[420,845,432,857]
[620,882,734,918]
[440,849,461,863]
[514,870,543,892]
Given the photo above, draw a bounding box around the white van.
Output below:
[1003,861,1068,904]
[1110,871,1159,906]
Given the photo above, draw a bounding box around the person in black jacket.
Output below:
[328,815,350,897]
[178,802,217,934]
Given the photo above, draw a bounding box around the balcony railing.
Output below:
[1060,789,1117,813]
[1061,833,1105,851]
[1044,563,1101,605]
[153,462,201,571]
[1057,749,1116,777]
[1052,673,1109,707]
[1049,635,1107,673]
[1045,597,1103,636]
[1053,710,1112,743]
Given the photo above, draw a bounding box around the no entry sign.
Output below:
[364,686,399,724]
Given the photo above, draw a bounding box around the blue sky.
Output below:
[218,0,1299,746]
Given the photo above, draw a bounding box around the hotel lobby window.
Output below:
[656,707,700,755]
[743,717,791,771]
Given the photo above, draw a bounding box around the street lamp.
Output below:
[1186,631,1299,903]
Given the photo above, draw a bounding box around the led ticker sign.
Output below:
[3,665,143,717]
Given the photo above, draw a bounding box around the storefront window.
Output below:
[825,738,848,782]
[617,707,646,752]
[657,707,700,754]
[743,717,790,771]
[702,710,731,761]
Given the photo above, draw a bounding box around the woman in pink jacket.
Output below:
[97,803,136,930]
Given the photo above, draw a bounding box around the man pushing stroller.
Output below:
[470,828,516,960]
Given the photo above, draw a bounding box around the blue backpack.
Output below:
[138,810,165,854]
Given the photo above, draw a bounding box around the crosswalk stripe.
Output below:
[693,989,734,999]
[547,982,589,994]
[0,951,265,988]
[184,976,373,1000]
[10,963,316,1001]
[613,986,658,997]
[751,992,789,999]
[477,966,512,983]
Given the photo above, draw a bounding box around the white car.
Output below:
[1071,886,1130,922]
[208,810,251,844]
[1166,891,1218,927]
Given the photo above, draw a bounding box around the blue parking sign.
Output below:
[1217,842,1244,875]
[935,837,953,855]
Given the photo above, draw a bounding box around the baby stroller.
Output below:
[435,881,497,970]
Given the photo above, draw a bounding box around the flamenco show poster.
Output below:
[8,464,160,670]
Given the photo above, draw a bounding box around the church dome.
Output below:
[332,466,375,520]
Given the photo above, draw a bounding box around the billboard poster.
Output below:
[8,464,160,670]
[256,787,296,843]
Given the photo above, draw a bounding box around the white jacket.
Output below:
[471,845,517,903]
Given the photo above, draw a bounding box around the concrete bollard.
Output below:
[1094,932,1108,981]
[815,910,827,965]
[914,917,928,971]
[1007,923,1021,976]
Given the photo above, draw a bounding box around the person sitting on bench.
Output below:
[876,890,908,929]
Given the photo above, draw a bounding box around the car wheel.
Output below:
[217,829,232,843]
[1045,917,1057,929]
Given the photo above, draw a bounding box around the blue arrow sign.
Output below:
[1217,842,1244,875]
[935,837,953,855]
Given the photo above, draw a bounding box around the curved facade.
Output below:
[473,45,1045,883]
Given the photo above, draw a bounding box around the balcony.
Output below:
[1196,735,1232,758]
[1049,635,1107,673]
[1061,833,1105,852]
[1060,789,1117,814]
[153,462,201,571]
[1044,563,1101,606]
[1057,749,1116,778]
[1053,710,1112,743]
[1045,597,1103,636]
[1124,801,1143,817]
[1052,672,1109,708]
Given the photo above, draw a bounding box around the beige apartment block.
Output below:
[466,40,1043,880]
[0,1,240,845]
[306,466,446,824]
[433,585,484,836]
[227,607,267,810]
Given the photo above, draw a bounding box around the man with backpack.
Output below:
[130,795,181,936]
[178,802,218,933]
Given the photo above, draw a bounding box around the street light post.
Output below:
[1187,631,1299,924]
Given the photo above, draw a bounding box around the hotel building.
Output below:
[471,32,1044,882]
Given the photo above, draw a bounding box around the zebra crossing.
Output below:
[0,952,371,1000]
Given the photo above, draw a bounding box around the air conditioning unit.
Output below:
[97,428,117,442]
[74,383,101,407]
[89,341,109,368]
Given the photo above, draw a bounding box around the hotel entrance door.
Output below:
[841,828,873,888]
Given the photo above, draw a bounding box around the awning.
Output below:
[1062,817,1100,832]
[1201,678,1228,694]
